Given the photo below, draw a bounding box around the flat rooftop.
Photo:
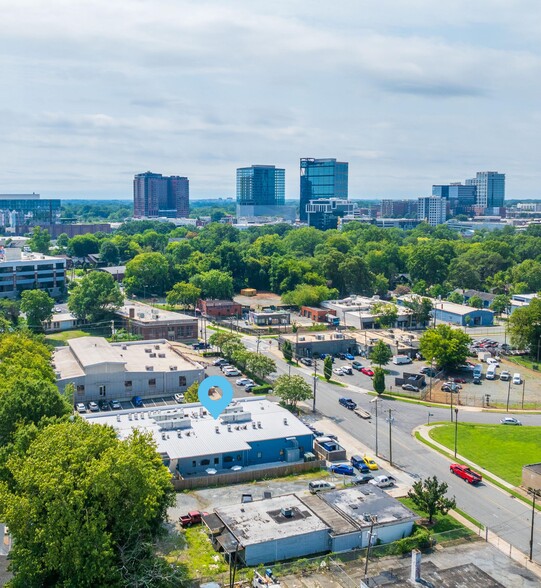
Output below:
[216,493,330,546]
[83,397,313,462]
[54,337,201,379]
[279,332,356,344]
[116,301,196,324]
[0,249,65,263]
[436,300,493,316]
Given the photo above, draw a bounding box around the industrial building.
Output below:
[209,486,418,565]
[431,300,494,327]
[54,337,204,402]
[0,248,66,299]
[116,301,198,341]
[249,309,290,326]
[278,331,358,358]
[82,397,314,477]
[197,299,243,318]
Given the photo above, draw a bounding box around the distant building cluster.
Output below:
[133,171,189,218]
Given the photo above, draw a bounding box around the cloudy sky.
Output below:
[1,0,540,200]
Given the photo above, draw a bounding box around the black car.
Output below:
[98,400,111,411]
[353,474,374,485]
[245,384,256,392]
[339,397,357,410]
[339,353,346,360]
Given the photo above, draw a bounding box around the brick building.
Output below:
[197,299,242,318]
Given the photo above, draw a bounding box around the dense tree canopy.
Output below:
[419,325,471,371]
[68,271,124,322]
[124,252,171,296]
[20,290,55,332]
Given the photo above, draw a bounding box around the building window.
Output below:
[149,378,156,386]
[124,381,133,388]
[236,455,242,461]
[201,459,210,466]
[280,449,284,456]
[179,376,186,386]
[223,456,233,463]
[99,385,106,396]
[192,460,196,467]
[76,385,85,394]
[214,457,219,465]
[257,452,262,458]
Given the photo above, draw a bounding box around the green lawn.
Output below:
[45,329,104,346]
[429,423,541,486]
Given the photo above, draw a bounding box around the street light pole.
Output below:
[454,408,459,458]
[370,397,379,457]
[529,489,540,561]
[522,379,526,410]
[450,384,455,422]
[388,408,394,466]
[506,378,511,412]
[312,359,318,413]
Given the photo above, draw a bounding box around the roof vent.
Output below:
[281,507,293,518]
[121,345,127,350]
[169,365,178,371]
[227,425,232,432]
[149,353,156,358]
[158,353,166,358]
[154,344,160,349]
[283,418,288,425]
[258,421,262,429]
[215,426,220,434]
[177,431,182,438]
[145,348,152,353]
[146,366,154,371]
[128,414,133,421]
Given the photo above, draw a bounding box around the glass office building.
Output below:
[0,194,61,231]
[236,165,285,206]
[300,158,348,221]
[465,171,505,210]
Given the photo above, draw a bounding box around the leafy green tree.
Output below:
[124,252,170,296]
[20,290,54,332]
[56,233,69,248]
[281,284,339,307]
[208,331,240,353]
[372,302,398,328]
[0,420,175,587]
[0,298,20,324]
[99,239,120,265]
[419,325,471,371]
[184,381,199,403]
[510,259,541,292]
[190,270,234,299]
[407,476,456,524]
[28,226,51,254]
[468,295,484,309]
[222,338,245,361]
[68,233,100,257]
[282,340,293,362]
[403,296,433,327]
[373,367,385,395]
[447,291,463,304]
[508,297,541,352]
[246,354,276,380]
[68,271,124,322]
[324,355,333,381]
[490,294,511,316]
[369,340,392,367]
[273,374,313,411]
[166,282,201,311]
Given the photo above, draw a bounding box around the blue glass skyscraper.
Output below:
[465,172,505,209]
[300,158,348,221]
[236,165,285,206]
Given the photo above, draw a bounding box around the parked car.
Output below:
[351,455,370,473]
[352,361,363,370]
[512,373,522,385]
[486,358,500,366]
[76,403,87,414]
[98,399,110,411]
[450,463,482,484]
[500,417,522,426]
[392,355,412,365]
[329,463,355,476]
[244,383,257,392]
[333,367,345,376]
[339,353,347,360]
[179,511,208,527]
[420,367,437,376]
[360,367,375,377]
[299,357,313,366]
[213,358,229,366]
[369,475,395,488]
[362,455,379,470]
[309,480,336,494]
[450,377,466,384]
[345,353,355,360]
[236,378,255,386]
[223,367,240,376]
[87,401,99,412]
[402,384,419,392]
[473,376,482,385]
[499,370,511,381]
[131,395,143,408]
[353,474,374,485]
[341,365,353,375]
[339,397,357,410]
[174,393,185,403]
[109,399,122,410]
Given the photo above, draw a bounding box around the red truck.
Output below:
[179,510,208,527]
[450,463,482,484]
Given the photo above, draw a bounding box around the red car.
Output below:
[450,463,482,484]
[360,367,374,377]
[179,510,209,527]
[450,377,466,384]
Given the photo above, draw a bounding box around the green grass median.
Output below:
[429,423,541,486]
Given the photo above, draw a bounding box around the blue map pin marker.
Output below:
[198,375,234,419]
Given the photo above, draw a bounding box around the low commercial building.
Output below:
[45,311,87,333]
[322,296,415,330]
[0,248,66,299]
[83,397,314,477]
[300,306,337,323]
[432,301,494,327]
[278,331,358,358]
[510,293,538,314]
[197,299,243,318]
[97,265,126,282]
[116,301,198,341]
[350,329,421,357]
[54,337,204,402]
[249,310,290,326]
[210,486,418,565]
[454,289,495,309]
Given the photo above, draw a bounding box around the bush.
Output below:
[381,527,431,556]
[251,384,273,394]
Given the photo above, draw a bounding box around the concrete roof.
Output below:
[83,397,313,462]
[279,332,356,344]
[116,301,196,325]
[0,249,65,264]
[215,493,330,546]
[68,337,126,369]
[436,301,494,317]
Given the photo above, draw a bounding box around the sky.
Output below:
[1,0,540,200]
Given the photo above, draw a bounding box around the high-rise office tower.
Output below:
[133,172,189,218]
[417,196,447,226]
[299,158,348,222]
[432,183,476,216]
[465,172,505,210]
[236,165,295,221]
[380,199,418,218]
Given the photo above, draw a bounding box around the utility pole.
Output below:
[522,379,526,410]
[256,333,261,355]
[363,515,378,581]
[454,408,459,458]
[506,378,511,412]
[312,359,318,413]
[388,408,394,466]
[450,383,455,422]
[370,397,379,457]
[529,488,540,561]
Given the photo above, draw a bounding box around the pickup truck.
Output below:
[449,463,482,484]
[368,475,396,488]
[179,510,209,527]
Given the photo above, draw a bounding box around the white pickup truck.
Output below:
[369,475,396,488]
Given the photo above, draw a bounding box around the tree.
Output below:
[166,282,201,311]
[0,298,20,324]
[20,290,54,332]
[508,297,541,352]
[468,295,484,309]
[184,381,199,403]
[282,340,293,362]
[0,420,175,587]
[281,284,339,307]
[273,374,313,411]
[419,325,471,371]
[28,226,51,254]
[324,355,333,381]
[370,340,392,367]
[490,294,511,316]
[68,271,124,322]
[124,252,170,296]
[56,233,69,248]
[373,367,385,395]
[208,331,240,353]
[407,476,456,524]
[403,296,433,327]
[447,291,463,304]
[99,239,120,265]
[372,302,398,328]
[68,233,100,257]
[246,354,276,380]
[190,270,234,300]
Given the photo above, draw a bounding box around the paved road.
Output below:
[239,334,541,561]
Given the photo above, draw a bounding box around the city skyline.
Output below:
[1,1,540,200]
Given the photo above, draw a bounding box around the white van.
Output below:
[512,373,522,385]
[392,355,412,365]
[308,480,336,494]
[485,364,497,380]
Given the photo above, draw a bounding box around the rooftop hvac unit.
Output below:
[145,365,154,371]
[145,348,152,353]
[154,344,160,349]
[128,414,132,421]
[138,312,145,318]
[121,344,127,350]
[257,421,262,429]
[149,353,156,358]
[299,337,305,341]
[134,414,138,420]
[281,507,293,518]
[283,418,288,425]
[158,353,166,358]
[169,365,178,371]
[215,426,220,434]
[161,433,166,440]
[252,422,257,429]
[227,425,232,432]
[116,415,121,422]
[177,431,182,438]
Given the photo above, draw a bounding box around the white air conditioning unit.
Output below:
[169,365,178,371]
[145,365,154,371]
[149,353,156,358]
